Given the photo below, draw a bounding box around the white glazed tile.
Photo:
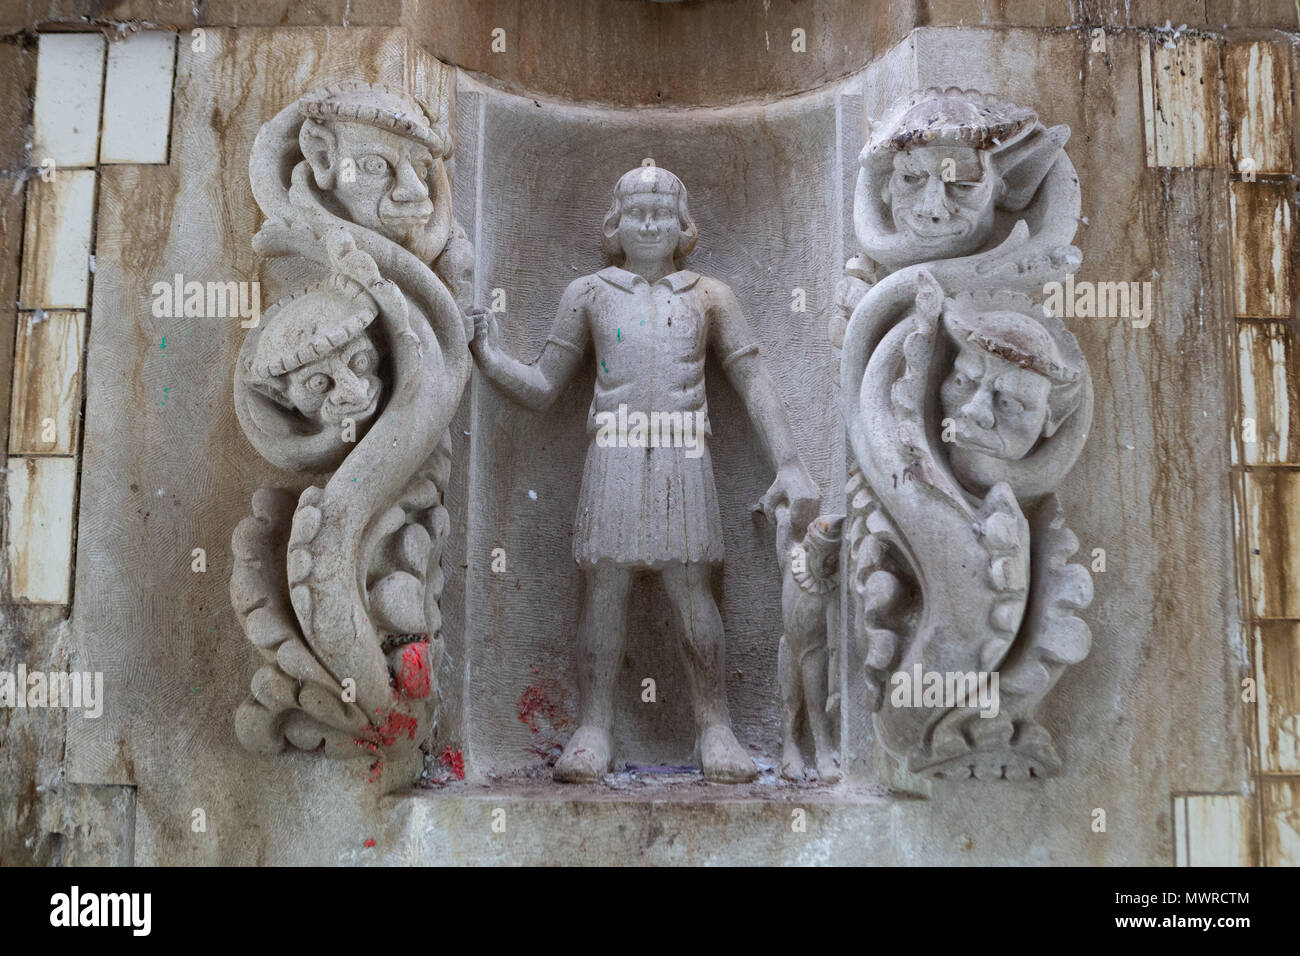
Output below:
[32,33,107,169]
[18,169,97,310]
[5,455,77,604]
[100,31,177,165]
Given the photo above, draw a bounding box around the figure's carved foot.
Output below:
[700,724,757,783]
[814,753,842,784]
[553,725,611,783]
[780,741,806,781]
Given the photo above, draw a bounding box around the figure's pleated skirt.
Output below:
[573,441,725,568]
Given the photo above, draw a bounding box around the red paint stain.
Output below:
[355,709,420,758]
[364,839,376,848]
[440,746,465,780]
[400,642,432,699]
[517,679,570,735]
[517,685,554,733]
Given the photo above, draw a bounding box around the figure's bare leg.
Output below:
[661,562,757,783]
[800,646,839,781]
[554,562,631,783]
[778,634,805,780]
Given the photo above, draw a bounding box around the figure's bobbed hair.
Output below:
[601,166,698,262]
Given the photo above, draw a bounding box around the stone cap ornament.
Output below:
[944,292,1081,385]
[251,273,378,380]
[865,87,1037,156]
[298,80,449,158]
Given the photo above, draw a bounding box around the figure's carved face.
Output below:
[616,191,681,263]
[282,333,382,427]
[940,342,1051,460]
[319,122,436,247]
[886,146,998,256]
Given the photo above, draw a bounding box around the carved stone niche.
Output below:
[469,164,822,785]
[229,82,472,790]
[839,88,1094,781]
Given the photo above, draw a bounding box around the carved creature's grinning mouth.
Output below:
[952,423,1002,454]
[908,216,968,240]
[381,212,431,227]
[323,388,380,424]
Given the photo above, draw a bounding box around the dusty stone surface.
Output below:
[0,21,1251,865]
[460,77,844,781]
[469,163,820,784]
[838,28,1249,807]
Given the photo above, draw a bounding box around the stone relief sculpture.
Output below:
[766,507,845,782]
[470,165,820,783]
[838,88,1094,780]
[230,82,471,788]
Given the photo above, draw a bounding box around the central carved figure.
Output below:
[471,166,819,782]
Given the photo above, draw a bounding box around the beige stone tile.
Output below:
[18,170,96,311]
[1142,36,1222,168]
[8,310,86,456]
[1261,778,1300,865]
[1254,622,1300,774]
[1229,181,1293,318]
[100,31,177,165]
[1236,321,1298,464]
[0,41,37,461]
[1173,793,1258,866]
[1206,0,1300,30]
[31,33,106,169]
[1242,469,1300,619]
[1225,42,1292,177]
[5,455,77,604]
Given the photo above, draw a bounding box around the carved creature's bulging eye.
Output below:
[950,374,968,389]
[996,394,1024,415]
[307,373,332,393]
[360,155,389,175]
[350,352,372,374]
[902,173,923,185]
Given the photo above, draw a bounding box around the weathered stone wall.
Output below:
[1,2,1296,865]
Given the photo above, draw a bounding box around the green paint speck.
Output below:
[617,328,621,342]
[161,386,169,407]
[601,360,609,374]
[160,337,166,350]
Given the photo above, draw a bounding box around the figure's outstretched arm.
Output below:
[708,282,821,538]
[469,279,590,412]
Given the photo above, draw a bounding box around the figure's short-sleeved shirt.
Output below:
[546,266,758,436]
[553,266,760,568]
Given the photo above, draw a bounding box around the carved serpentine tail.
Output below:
[854,291,1033,772]
[842,244,1092,780]
[232,94,470,772]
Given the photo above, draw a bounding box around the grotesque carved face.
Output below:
[282,333,383,427]
[616,191,682,264]
[886,145,999,258]
[314,121,436,250]
[940,342,1051,460]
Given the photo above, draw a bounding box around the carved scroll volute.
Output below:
[839,88,1095,781]
[229,81,471,790]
